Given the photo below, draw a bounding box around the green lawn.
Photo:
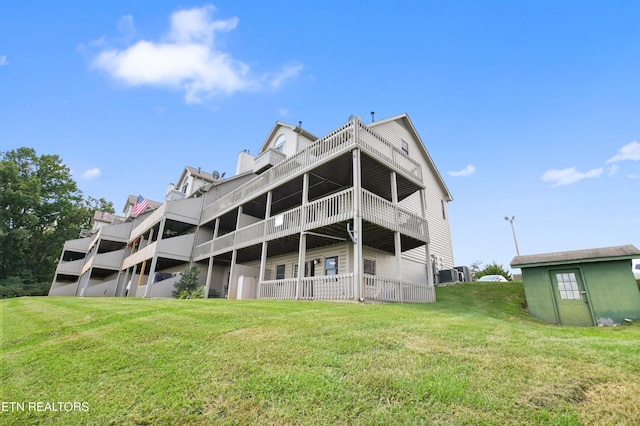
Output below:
[1,282,639,425]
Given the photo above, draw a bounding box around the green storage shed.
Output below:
[511,245,640,326]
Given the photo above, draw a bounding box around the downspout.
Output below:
[352,118,364,301]
[391,171,402,295]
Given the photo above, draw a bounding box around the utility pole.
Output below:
[504,216,520,256]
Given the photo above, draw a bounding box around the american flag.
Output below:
[132,195,149,215]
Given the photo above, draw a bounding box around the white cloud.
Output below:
[607,164,619,176]
[267,63,304,89]
[448,164,476,177]
[0,56,8,66]
[91,5,301,103]
[606,141,640,163]
[82,168,102,179]
[117,15,136,41]
[541,166,602,188]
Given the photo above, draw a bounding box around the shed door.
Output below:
[551,270,593,326]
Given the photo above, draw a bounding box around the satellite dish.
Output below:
[211,170,220,179]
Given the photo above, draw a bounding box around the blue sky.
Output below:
[2,1,639,272]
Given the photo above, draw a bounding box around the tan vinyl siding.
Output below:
[203,174,256,209]
[372,120,454,269]
[242,244,349,280]
[196,227,214,246]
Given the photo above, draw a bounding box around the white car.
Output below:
[633,260,640,280]
[477,274,509,282]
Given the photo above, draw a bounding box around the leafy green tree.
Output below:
[469,260,483,278]
[173,265,204,299]
[475,261,512,281]
[0,147,113,296]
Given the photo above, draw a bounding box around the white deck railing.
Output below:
[358,124,422,182]
[258,273,433,303]
[361,189,429,242]
[364,274,435,303]
[194,187,427,261]
[258,278,297,300]
[195,189,353,260]
[200,119,422,225]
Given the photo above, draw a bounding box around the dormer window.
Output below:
[274,134,286,153]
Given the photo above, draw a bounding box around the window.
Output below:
[401,139,409,155]
[364,259,376,275]
[276,264,286,280]
[556,273,581,300]
[294,263,314,277]
[325,256,338,275]
[274,134,286,153]
[441,200,446,220]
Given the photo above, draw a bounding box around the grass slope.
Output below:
[1,282,639,425]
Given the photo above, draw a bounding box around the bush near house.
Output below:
[2,282,639,425]
[474,261,513,281]
[172,265,204,299]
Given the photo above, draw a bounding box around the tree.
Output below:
[0,148,112,296]
[474,261,512,281]
[173,265,204,299]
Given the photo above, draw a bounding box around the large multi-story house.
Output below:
[49,113,454,303]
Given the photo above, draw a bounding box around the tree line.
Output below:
[1,148,113,298]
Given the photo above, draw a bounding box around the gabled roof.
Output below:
[257,121,318,155]
[367,113,453,202]
[180,166,218,184]
[511,244,640,268]
[123,195,161,214]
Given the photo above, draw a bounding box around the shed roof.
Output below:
[511,244,640,268]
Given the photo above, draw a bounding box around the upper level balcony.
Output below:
[82,248,128,274]
[63,236,92,254]
[130,197,202,243]
[122,233,195,270]
[200,119,424,226]
[254,148,286,174]
[55,258,85,276]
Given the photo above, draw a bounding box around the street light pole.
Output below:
[504,216,520,256]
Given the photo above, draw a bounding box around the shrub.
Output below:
[172,266,204,299]
[475,261,512,281]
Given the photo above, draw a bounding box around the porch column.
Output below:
[204,218,220,299]
[352,145,363,301]
[296,173,309,300]
[420,189,433,286]
[258,191,273,299]
[119,267,131,297]
[77,270,90,297]
[144,219,166,298]
[390,171,402,280]
[204,257,214,299]
[228,206,242,299]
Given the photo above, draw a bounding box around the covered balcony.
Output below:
[194,187,428,261]
[200,118,424,225]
